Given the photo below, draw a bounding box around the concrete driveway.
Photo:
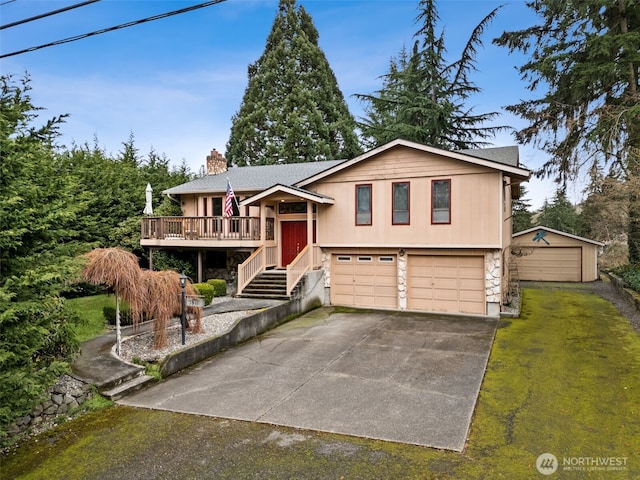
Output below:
[120,307,497,451]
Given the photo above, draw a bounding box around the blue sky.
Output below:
[1,0,582,209]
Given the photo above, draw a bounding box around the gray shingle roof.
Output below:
[164,144,522,196]
[457,146,520,167]
[163,159,346,195]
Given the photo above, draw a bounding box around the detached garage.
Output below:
[512,226,603,282]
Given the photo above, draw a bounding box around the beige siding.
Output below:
[312,146,504,248]
[331,254,397,309]
[407,255,485,314]
[512,230,600,282]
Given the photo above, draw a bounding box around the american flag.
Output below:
[224,180,235,217]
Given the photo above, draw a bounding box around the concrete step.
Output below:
[101,374,156,401]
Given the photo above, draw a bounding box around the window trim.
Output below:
[355,183,372,226]
[392,181,410,225]
[431,179,451,225]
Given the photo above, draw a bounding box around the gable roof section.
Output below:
[297,139,530,188]
[240,184,335,206]
[163,139,530,197]
[513,226,604,246]
[163,159,345,195]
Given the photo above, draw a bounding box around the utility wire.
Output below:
[0,0,227,59]
[0,0,101,30]
[0,0,18,6]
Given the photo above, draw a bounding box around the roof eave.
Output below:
[513,225,604,246]
[297,139,531,187]
[240,184,335,206]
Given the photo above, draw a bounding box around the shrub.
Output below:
[103,305,134,326]
[193,283,215,305]
[207,279,227,297]
[612,264,640,292]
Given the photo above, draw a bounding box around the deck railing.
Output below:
[141,216,274,241]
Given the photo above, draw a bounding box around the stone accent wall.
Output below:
[398,252,407,310]
[485,250,502,303]
[6,375,92,437]
[321,250,331,287]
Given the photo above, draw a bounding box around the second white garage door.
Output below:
[407,255,485,315]
[331,254,397,309]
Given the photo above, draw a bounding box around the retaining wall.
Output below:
[6,375,93,437]
[160,270,325,377]
[606,272,640,312]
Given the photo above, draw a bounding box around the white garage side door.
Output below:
[407,255,485,315]
[516,247,581,282]
[331,255,397,309]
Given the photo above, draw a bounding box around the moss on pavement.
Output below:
[2,284,638,479]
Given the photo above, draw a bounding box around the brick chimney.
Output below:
[206,149,227,175]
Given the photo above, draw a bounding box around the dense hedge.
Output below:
[207,279,227,297]
[193,283,215,305]
[103,305,134,326]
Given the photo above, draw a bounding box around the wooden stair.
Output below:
[240,270,302,300]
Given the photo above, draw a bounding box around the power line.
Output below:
[0,0,101,30]
[0,0,227,59]
[0,0,18,6]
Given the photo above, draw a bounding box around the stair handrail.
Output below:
[237,245,266,296]
[286,244,311,296]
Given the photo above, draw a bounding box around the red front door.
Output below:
[281,221,307,265]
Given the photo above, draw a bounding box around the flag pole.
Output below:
[226,177,241,211]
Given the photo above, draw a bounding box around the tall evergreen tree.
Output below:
[512,185,534,233]
[226,0,361,166]
[536,190,582,235]
[356,0,505,150]
[494,0,640,261]
[0,75,83,438]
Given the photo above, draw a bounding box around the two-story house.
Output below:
[141,139,530,316]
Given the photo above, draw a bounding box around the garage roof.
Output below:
[513,226,604,246]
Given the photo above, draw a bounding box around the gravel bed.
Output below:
[119,302,256,364]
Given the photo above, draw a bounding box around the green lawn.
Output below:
[3,285,639,479]
[65,294,114,342]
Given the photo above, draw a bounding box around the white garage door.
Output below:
[331,254,397,309]
[407,255,485,315]
[516,247,581,282]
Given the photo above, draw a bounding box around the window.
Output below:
[392,182,410,225]
[356,184,372,225]
[212,197,223,216]
[432,179,451,224]
[279,202,308,214]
